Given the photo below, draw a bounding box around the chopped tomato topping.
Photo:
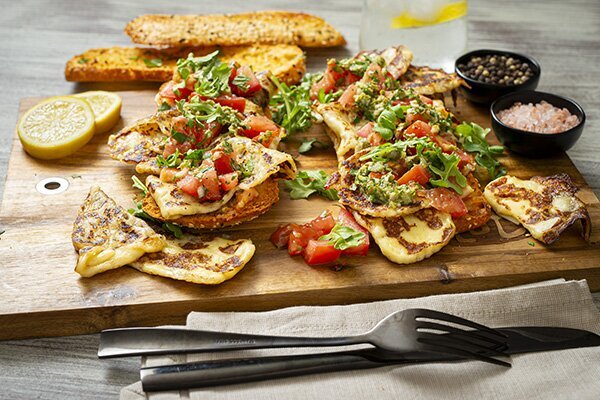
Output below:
[361,63,385,86]
[270,212,336,256]
[368,130,384,146]
[338,84,357,108]
[405,120,432,138]
[242,115,280,139]
[218,172,239,192]
[214,95,246,113]
[310,72,337,99]
[397,165,431,186]
[230,65,262,97]
[336,208,369,256]
[177,174,201,197]
[270,224,296,249]
[419,95,433,104]
[406,113,428,125]
[197,167,221,201]
[433,136,474,168]
[425,188,468,218]
[356,122,374,138]
[159,81,192,104]
[303,240,342,266]
[160,167,179,183]
[212,152,234,175]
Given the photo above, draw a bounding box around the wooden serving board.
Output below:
[1,91,599,340]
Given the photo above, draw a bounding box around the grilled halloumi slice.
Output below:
[130,234,255,285]
[483,174,591,244]
[144,136,296,221]
[356,45,413,79]
[353,209,455,264]
[398,65,465,96]
[72,187,166,277]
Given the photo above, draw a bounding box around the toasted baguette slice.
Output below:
[142,178,280,230]
[65,44,305,85]
[125,11,345,48]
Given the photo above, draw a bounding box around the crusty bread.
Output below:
[65,44,305,85]
[142,178,280,230]
[124,11,346,48]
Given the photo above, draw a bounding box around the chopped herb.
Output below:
[284,170,338,200]
[269,74,313,136]
[373,104,404,140]
[184,149,205,161]
[222,140,233,154]
[454,122,505,180]
[163,222,183,238]
[131,175,148,196]
[176,51,232,98]
[156,149,181,168]
[128,202,183,238]
[528,241,536,247]
[77,58,89,64]
[298,138,328,154]
[427,148,467,194]
[231,74,250,92]
[171,131,189,144]
[158,102,171,111]
[177,97,244,137]
[143,58,163,68]
[317,88,343,104]
[319,224,366,250]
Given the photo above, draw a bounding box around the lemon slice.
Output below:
[73,91,122,134]
[17,96,96,160]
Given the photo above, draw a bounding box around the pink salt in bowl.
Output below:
[490,90,586,158]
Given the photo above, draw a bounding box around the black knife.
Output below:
[140,326,600,392]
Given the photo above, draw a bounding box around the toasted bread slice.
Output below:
[124,11,345,48]
[142,178,280,230]
[65,44,305,85]
[72,186,166,277]
[131,234,255,285]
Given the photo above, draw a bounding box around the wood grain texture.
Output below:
[0,1,599,399]
[0,90,599,342]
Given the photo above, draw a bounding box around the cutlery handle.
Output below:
[99,327,365,358]
[140,351,384,392]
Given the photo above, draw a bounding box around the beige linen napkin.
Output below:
[121,279,600,400]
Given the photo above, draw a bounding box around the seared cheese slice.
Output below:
[483,174,591,244]
[354,209,455,264]
[317,102,366,161]
[130,235,255,285]
[72,186,166,277]
[146,175,237,219]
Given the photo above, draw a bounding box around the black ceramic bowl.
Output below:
[455,49,541,104]
[490,90,585,158]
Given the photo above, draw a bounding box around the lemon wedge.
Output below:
[17,96,96,160]
[391,0,467,29]
[73,91,122,134]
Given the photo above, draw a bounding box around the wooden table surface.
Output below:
[0,0,598,398]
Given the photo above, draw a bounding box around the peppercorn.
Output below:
[458,53,534,86]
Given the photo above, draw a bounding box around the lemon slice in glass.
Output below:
[17,96,96,160]
[73,91,122,134]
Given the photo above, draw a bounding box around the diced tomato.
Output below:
[305,212,336,235]
[198,167,221,201]
[356,122,374,138]
[241,115,279,139]
[345,72,361,85]
[338,84,357,108]
[368,131,384,146]
[425,188,468,218]
[214,95,246,113]
[397,165,431,186]
[404,121,432,138]
[419,95,433,104]
[433,136,474,168]
[288,226,312,256]
[302,240,342,266]
[361,63,385,86]
[337,208,369,256]
[219,172,239,192]
[177,174,201,197]
[230,65,262,97]
[212,152,234,175]
[310,72,337,99]
[406,113,428,125]
[160,167,179,183]
[255,130,277,148]
[270,224,296,249]
[159,81,192,103]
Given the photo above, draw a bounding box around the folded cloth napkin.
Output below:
[121,279,600,400]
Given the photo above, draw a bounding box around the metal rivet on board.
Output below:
[36,177,69,195]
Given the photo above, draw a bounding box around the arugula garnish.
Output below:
[143,58,163,68]
[427,148,467,194]
[319,224,366,250]
[317,88,343,104]
[171,131,189,144]
[284,170,338,200]
[298,138,329,154]
[269,74,313,136]
[131,175,148,196]
[176,51,232,98]
[177,97,244,137]
[156,149,181,168]
[373,104,405,140]
[454,122,506,180]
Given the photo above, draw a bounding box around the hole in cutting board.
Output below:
[36,177,69,195]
